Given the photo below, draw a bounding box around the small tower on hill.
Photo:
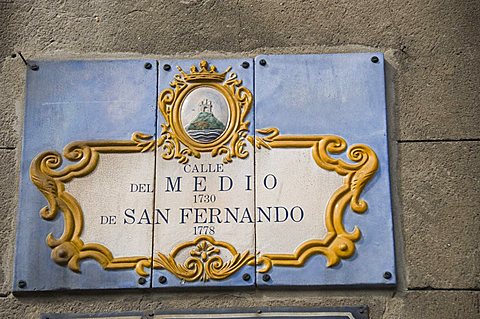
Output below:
[198,99,213,113]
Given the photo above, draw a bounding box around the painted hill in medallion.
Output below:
[186,112,225,130]
[186,112,226,143]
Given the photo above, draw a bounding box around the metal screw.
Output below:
[30,64,39,71]
[242,273,251,281]
[257,310,262,314]
[259,59,267,66]
[163,64,171,71]
[158,276,167,284]
[241,61,250,69]
[383,271,392,279]
[18,280,27,288]
[371,56,379,63]
[262,274,271,282]
[138,277,147,285]
[144,62,152,70]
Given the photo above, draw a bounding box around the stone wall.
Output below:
[0,1,478,318]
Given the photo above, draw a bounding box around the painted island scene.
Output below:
[181,87,230,143]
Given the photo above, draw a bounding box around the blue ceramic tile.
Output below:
[254,53,396,287]
[14,60,157,291]
[153,59,255,288]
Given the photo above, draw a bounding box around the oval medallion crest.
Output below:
[180,87,230,144]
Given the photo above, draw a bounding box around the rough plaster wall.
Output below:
[0,0,478,318]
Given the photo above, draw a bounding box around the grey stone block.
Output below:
[384,291,479,319]
[0,149,18,295]
[384,1,479,140]
[236,1,400,50]
[0,0,244,55]
[396,53,480,140]
[0,58,24,149]
[399,141,480,289]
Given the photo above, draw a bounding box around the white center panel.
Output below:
[65,146,155,258]
[255,147,343,254]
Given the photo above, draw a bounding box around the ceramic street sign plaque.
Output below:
[14,54,395,291]
[42,307,369,319]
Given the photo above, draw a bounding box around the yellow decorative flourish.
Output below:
[251,128,378,272]
[30,136,153,276]
[150,236,255,282]
[30,60,379,282]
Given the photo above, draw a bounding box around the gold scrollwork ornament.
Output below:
[157,60,253,164]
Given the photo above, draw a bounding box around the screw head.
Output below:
[138,277,147,285]
[18,280,27,288]
[158,276,167,284]
[371,56,379,63]
[242,273,251,281]
[163,64,171,71]
[262,274,271,282]
[241,61,250,69]
[383,271,392,279]
[259,59,267,66]
[30,64,39,71]
[144,62,152,70]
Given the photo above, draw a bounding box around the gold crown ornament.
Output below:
[176,60,231,83]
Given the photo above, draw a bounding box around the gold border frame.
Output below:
[30,61,378,281]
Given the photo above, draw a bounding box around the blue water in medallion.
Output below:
[187,128,224,143]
